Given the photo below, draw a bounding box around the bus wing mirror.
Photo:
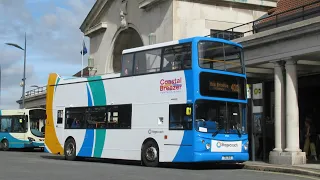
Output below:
[186,107,192,116]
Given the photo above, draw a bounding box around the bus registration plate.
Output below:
[222,156,233,160]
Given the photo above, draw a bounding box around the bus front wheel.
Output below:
[1,139,9,151]
[141,140,159,167]
[64,138,76,161]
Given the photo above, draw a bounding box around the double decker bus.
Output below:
[44,36,248,167]
[0,108,46,151]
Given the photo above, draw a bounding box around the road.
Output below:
[0,150,316,180]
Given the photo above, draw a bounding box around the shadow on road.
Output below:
[40,154,245,170]
[0,148,44,153]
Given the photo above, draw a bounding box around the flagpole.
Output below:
[81,34,84,77]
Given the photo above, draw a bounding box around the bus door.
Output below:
[55,106,65,144]
[11,115,27,146]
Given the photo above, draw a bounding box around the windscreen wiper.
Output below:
[235,127,242,138]
[212,124,222,137]
[212,129,220,137]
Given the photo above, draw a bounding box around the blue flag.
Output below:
[80,40,87,55]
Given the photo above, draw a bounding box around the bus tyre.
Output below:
[1,139,9,151]
[64,138,76,161]
[141,141,159,167]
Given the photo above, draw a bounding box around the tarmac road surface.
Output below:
[0,150,317,180]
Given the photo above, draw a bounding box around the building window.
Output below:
[162,43,192,71]
[134,48,162,75]
[169,104,193,130]
[210,29,244,40]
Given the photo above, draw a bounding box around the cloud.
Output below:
[0,0,95,109]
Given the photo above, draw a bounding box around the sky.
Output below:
[0,0,95,109]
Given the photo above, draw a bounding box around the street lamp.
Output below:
[5,32,27,109]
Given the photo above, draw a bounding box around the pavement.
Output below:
[0,150,318,180]
[243,161,320,178]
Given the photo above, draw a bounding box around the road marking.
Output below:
[244,169,320,180]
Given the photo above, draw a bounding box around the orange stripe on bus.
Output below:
[45,73,64,155]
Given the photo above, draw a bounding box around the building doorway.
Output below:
[298,74,320,162]
[112,27,144,73]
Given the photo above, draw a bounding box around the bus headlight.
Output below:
[28,137,35,142]
[243,141,249,151]
[206,143,211,149]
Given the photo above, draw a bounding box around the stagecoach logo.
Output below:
[160,78,182,93]
[148,129,164,134]
[216,141,238,148]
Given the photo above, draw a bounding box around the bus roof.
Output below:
[0,108,43,115]
[122,36,242,54]
[50,72,121,86]
[0,108,45,112]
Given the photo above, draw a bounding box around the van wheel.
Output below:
[141,140,159,167]
[64,138,76,161]
[1,139,9,151]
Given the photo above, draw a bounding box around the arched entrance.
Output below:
[112,27,143,73]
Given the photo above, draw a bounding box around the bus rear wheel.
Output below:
[64,138,76,161]
[141,140,159,167]
[1,139,9,151]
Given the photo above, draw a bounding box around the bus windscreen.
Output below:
[29,109,46,137]
[198,41,244,74]
[199,72,246,100]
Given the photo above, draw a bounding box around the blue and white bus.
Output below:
[44,36,248,167]
[0,108,46,151]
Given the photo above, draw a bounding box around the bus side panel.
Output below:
[64,129,87,156]
[45,73,64,154]
[46,70,190,159]
[161,64,194,162]
[0,133,28,148]
[162,130,193,162]
[99,103,168,161]
[54,78,89,156]
[0,110,28,148]
[9,133,27,148]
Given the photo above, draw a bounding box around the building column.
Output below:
[273,61,285,152]
[269,58,305,165]
[284,59,301,153]
[269,61,286,164]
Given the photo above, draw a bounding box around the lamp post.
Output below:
[5,32,27,109]
[148,33,156,45]
[88,56,97,76]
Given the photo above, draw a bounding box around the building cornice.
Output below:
[138,0,163,9]
[84,22,108,36]
[217,0,277,8]
[80,0,110,33]
[80,0,166,33]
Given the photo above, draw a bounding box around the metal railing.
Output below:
[208,1,320,40]
[25,86,47,97]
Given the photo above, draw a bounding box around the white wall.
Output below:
[89,0,174,74]
[172,0,271,40]
[88,0,274,75]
